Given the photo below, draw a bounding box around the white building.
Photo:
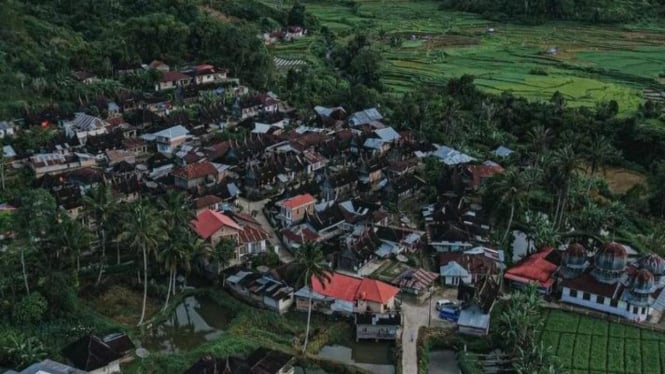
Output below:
[140,125,190,154]
[62,113,109,145]
[559,243,665,322]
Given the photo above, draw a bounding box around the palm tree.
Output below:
[587,136,615,175]
[208,238,236,286]
[159,190,194,228]
[159,234,193,311]
[82,183,114,285]
[489,168,525,243]
[550,145,580,228]
[292,242,331,353]
[119,200,167,325]
[54,213,91,286]
[526,125,553,166]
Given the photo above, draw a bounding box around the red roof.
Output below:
[504,247,557,289]
[279,194,315,209]
[172,161,218,180]
[311,272,399,304]
[160,71,191,83]
[192,209,242,239]
[467,162,504,189]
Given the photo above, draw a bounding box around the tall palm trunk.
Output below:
[21,244,30,295]
[164,268,173,311]
[96,229,106,285]
[138,244,148,326]
[502,202,515,243]
[303,275,313,353]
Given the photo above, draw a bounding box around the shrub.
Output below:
[13,292,48,325]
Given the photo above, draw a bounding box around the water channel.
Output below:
[141,295,234,353]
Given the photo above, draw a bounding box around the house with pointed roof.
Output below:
[275,193,316,226]
[192,209,242,245]
[61,335,121,374]
[172,161,219,190]
[504,247,559,295]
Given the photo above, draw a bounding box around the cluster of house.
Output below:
[506,242,665,323]
[262,26,307,44]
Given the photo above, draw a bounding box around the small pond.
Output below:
[428,350,460,374]
[317,341,395,374]
[141,295,233,353]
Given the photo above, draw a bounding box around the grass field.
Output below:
[266,0,665,112]
[541,309,665,373]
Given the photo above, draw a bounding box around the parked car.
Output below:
[435,299,456,311]
[439,304,460,322]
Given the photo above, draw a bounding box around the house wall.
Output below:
[355,298,395,313]
[210,227,240,245]
[356,324,399,340]
[458,324,488,336]
[561,286,649,321]
[281,202,315,225]
[295,296,331,314]
[264,294,294,314]
[441,274,472,286]
[89,360,121,374]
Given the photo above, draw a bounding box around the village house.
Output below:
[456,278,500,336]
[504,247,560,295]
[184,348,294,374]
[0,120,17,138]
[62,112,109,145]
[148,60,170,73]
[194,194,223,214]
[8,359,86,374]
[226,270,294,314]
[465,161,504,190]
[29,152,97,177]
[275,193,316,226]
[391,267,438,298]
[154,71,192,91]
[61,333,134,374]
[320,169,358,201]
[348,108,383,127]
[294,272,400,315]
[439,247,503,286]
[192,209,242,246]
[559,243,665,322]
[183,64,226,85]
[172,161,219,190]
[141,125,190,154]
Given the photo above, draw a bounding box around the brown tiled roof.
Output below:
[238,224,271,246]
[172,161,218,180]
[195,195,222,209]
[439,253,499,276]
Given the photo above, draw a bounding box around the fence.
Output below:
[543,302,665,333]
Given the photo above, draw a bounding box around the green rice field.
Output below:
[265,0,665,112]
[541,309,665,373]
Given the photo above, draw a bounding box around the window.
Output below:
[641,307,646,314]
[610,299,618,308]
[582,293,591,301]
[596,296,605,304]
[569,289,578,297]
[633,306,638,314]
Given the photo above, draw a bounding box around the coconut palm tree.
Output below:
[82,183,114,285]
[526,125,553,166]
[550,145,580,228]
[586,136,615,175]
[119,200,167,325]
[292,242,331,353]
[53,213,91,286]
[159,234,193,311]
[159,190,194,229]
[489,168,526,243]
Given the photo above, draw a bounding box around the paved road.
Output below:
[237,197,294,263]
[401,288,458,373]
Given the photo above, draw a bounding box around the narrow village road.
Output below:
[401,289,458,374]
[236,196,294,263]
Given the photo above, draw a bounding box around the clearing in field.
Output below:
[585,166,647,194]
[540,309,665,373]
[266,0,665,112]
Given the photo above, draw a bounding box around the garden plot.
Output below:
[540,309,665,373]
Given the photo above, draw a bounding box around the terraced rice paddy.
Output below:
[265,0,665,112]
[541,309,665,373]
